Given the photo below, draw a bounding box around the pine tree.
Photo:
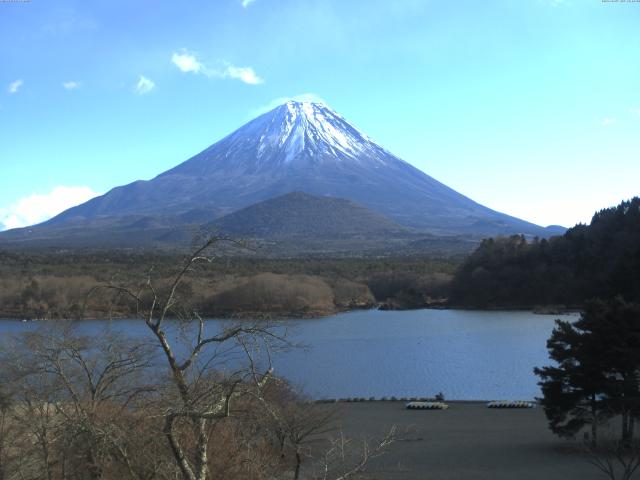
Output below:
[535,298,640,444]
[534,318,608,444]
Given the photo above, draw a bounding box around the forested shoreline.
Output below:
[0,252,456,320]
[450,198,640,309]
[2,198,638,320]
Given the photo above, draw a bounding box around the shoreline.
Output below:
[0,303,582,322]
[316,398,540,404]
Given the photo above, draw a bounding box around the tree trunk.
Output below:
[0,412,5,480]
[164,417,197,480]
[591,395,598,447]
[40,433,53,480]
[61,449,67,480]
[294,450,302,480]
[0,411,13,480]
[86,446,103,480]
[622,408,630,443]
[194,419,209,480]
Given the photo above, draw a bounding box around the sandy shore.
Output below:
[331,401,601,480]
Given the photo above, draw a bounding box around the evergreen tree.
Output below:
[584,298,640,442]
[451,197,640,308]
[534,317,608,444]
[535,298,640,444]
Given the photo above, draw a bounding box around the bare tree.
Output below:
[2,324,164,480]
[258,380,338,479]
[90,237,286,480]
[13,373,61,480]
[0,237,399,480]
[312,427,398,480]
[584,432,640,480]
[0,387,19,480]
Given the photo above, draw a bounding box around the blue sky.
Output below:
[1,0,639,230]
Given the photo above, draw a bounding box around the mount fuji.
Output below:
[0,101,563,251]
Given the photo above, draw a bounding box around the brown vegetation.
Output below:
[0,250,457,319]
[206,273,363,317]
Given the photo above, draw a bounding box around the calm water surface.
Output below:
[0,309,576,401]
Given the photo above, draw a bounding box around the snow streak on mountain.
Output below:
[248,101,390,165]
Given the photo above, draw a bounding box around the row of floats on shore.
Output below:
[407,400,536,410]
[315,398,537,409]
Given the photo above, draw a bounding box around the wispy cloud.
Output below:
[250,93,327,117]
[43,8,98,35]
[171,50,263,85]
[630,107,640,118]
[241,0,257,7]
[62,81,81,90]
[601,117,616,126]
[135,75,155,94]
[7,79,23,94]
[0,186,100,231]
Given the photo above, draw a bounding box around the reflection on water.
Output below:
[0,309,576,400]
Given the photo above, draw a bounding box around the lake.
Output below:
[0,309,576,401]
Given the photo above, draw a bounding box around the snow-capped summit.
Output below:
[169,100,399,176]
[40,99,559,237]
[253,101,382,164]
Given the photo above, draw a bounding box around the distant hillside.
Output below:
[0,215,204,250]
[0,192,478,257]
[449,197,640,308]
[210,192,408,239]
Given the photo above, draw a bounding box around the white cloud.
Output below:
[8,79,23,94]
[223,64,263,85]
[62,81,81,90]
[171,50,263,85]
[0,186,100,231]
[135,75,155,94]
[241,0,257,7]
[630,107,640,118]
[250,93,327,117]
[171,51,204,73]
[601,117,616,126]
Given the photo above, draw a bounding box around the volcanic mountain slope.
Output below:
[0,192,477,255]
[209,191,409,239]
[0,100,566,254]
[34,100,561,238]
